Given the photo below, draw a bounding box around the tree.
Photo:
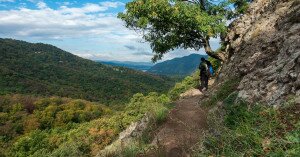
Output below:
[118,0,252,62]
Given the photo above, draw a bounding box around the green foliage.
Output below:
[168,71,200,100]
[208,57,221,73]
[118,0,252,62]
[196,98,300,156]
[11,130,50,157]
[123,92,170,127]
[229,0,253,16]
[154,106,168,125]
[0,38,174,105]
[203,78,241,106]
[118,0,226,61]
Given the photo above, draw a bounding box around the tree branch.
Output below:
[203,36,226,62]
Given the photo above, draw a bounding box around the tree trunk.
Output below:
[203,36,227,62]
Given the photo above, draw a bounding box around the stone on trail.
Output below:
[180,88,202,98]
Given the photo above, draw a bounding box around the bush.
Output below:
[11,130,50,157]
[154,107,168,125]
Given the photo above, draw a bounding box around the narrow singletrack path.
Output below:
[146,95,208,157]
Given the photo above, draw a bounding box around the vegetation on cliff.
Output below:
[195,90,300,156]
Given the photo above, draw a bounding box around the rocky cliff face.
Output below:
[221,0,300,105]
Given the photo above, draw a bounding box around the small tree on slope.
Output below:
[118,0,252,62]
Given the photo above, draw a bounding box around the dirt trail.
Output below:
[146,95,207,157]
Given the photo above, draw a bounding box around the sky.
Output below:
[0,0,220,62]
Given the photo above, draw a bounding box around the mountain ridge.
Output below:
[0,38,174,105]
[147,54,207,77]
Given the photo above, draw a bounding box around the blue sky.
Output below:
[0,0,220,62]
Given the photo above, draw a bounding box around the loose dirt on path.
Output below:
[145,95,208,157]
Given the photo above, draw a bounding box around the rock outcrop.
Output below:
[221,0,300,105]
[96,115,150,156]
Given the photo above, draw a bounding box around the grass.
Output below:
[154,106,169,125]
[203,78,241,107]
[164,102,176,110]
[121,145,140,157]
[194,97,300,156]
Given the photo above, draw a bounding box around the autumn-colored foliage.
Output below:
[0,93,170,156]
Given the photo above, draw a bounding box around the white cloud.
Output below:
[100,1,124,8]
[0,1,127,39]
[74,50,152,62]
[56,2,73,6]
[37,1,47,9]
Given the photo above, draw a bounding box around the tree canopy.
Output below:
[118,0,252,62]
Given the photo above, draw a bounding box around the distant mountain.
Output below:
[0,38,174,105]
[98,60,153,72]
[147,54,208,77]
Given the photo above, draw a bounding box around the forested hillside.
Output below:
[0,39,174,105]
[0,93,171,156]
[147,54,207,77]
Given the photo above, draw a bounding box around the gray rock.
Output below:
[220,0,300,105]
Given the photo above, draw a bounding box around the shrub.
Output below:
[11,130,50,157]
[154,106,168,125]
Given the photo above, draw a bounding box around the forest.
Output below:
[0,39,174,105]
